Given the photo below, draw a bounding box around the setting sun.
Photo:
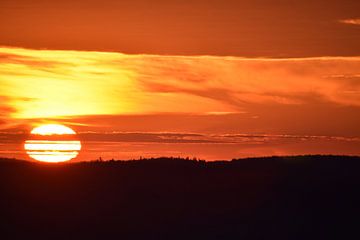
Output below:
[24,124,81,163]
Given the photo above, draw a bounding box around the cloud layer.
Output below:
[2,131,360,161]
[1,47,360,123]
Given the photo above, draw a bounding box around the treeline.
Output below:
[1,155,359,240]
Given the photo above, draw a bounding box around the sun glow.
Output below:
[30,124,77,135]
[24,124,81,163]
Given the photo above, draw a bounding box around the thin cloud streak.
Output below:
[339,18,360,25]
[1,131,359,145]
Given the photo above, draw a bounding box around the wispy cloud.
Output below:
[2,131,360,145]
[339,18,360,25]
[1,47,360,127]
[2,130,360,161]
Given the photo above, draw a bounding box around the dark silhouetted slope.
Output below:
[0,155,359,239]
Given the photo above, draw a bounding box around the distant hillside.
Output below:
[1,155,359,240]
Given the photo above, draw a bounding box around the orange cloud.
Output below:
[339,18,360,25]
[1,47,360,124]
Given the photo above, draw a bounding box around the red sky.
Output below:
[0,0,359,160]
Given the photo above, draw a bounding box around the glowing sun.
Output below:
[24,124,81,163]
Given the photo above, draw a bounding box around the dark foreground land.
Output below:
[1,155,359,239]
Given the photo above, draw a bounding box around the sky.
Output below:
[0,0,359,161]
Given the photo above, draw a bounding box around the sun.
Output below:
[30,124,77,135]
[24,124,82,163]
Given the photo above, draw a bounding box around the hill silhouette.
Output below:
[1,155,359,239]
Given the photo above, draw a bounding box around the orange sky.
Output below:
[1,0,359,57]
[0,0,359,160]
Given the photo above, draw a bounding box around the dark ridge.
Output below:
[2,154,359,164]
[1,155,359,240]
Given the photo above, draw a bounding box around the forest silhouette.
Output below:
[1,155,359,239]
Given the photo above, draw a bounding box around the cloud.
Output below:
[0,106,13,128]
[3,130,360,161]
[339,18,360,25]
[129,55,360,107]
[0,95,40,129]
[1,47,360,124]
[2,130,360,146]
